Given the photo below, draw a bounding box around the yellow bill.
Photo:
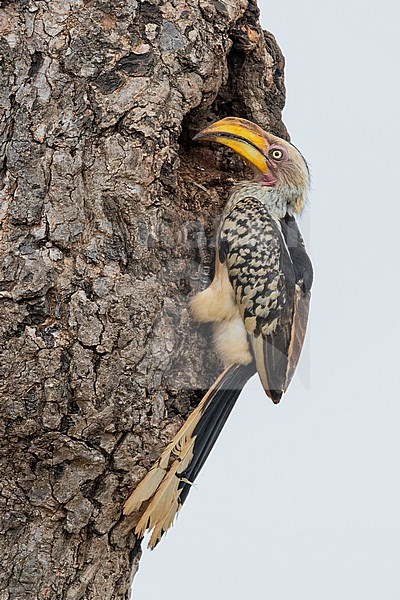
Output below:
[193,117,269,174]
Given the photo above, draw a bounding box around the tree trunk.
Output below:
[0,1,287,598]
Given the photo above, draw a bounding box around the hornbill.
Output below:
[124,117,313,548]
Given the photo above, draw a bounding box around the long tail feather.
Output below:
[177,364,254,505]
[123,362,256,548]
[123,367,234,515]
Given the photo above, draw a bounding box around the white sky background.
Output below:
[133,1,400,598]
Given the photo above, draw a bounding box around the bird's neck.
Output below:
[230,181,292,219]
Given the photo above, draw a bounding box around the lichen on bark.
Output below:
[0,0,287,597]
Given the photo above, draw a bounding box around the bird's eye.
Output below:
[269,148,284,160]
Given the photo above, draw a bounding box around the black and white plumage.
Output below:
[207,188,313,403]
[124,117,313,548]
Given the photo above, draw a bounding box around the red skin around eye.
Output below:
[268,145,288,162]
[254,170,278,186]
[262,171,279,186]
[260,145,287,185]
[254,145,287,186]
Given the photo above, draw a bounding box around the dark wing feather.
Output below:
[280,213,313,293]
[279,213,313,391]
[285,286,311,388]
[219,197,312,402]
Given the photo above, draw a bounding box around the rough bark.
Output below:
[0,1,287,598]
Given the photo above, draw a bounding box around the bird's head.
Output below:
[193,117,309,214]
